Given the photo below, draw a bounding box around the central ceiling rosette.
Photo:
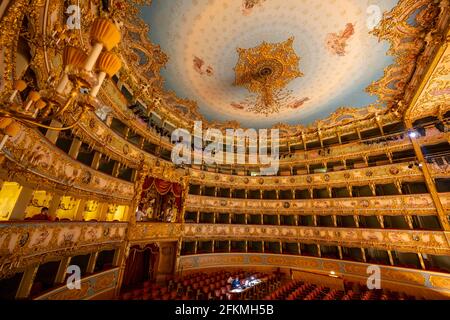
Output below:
[233,37,304,116]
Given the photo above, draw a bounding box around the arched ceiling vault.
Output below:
[115,0,447,132]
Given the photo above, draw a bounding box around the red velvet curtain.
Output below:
[141,177,183,211]
[122,245,159,289]
[122,246,147,288]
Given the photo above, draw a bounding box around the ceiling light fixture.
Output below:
[0,17,122,149]
[234,37,303,116]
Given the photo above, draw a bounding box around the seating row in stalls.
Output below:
[119,270,283,300]
[264,280,418,300]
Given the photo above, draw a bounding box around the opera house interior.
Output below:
[0,0,450,304]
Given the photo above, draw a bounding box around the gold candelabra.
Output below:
[0,18,122,149]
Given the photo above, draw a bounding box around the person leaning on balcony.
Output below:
[29,207,52,221]
[135,204,147,222]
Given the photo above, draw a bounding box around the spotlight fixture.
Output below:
[408,130,418,138]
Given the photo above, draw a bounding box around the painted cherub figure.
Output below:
[326,23,355,56]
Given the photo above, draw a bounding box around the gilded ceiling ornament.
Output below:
[233,37,303,116]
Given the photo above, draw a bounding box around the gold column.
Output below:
[86,252,99,274]
[45,120,62,144]
[138,137,145,149]
[91,152,102,170]
[194,241,198,254]
[174,238,183,274]
[211,240,215,253]
[123,127,130,139]
[356,128,362,140]
[338,246,343,260]
[112,246,124,267]
[406,122,450,231]
[68,138,82,159]
[100,203,112,221]
[347,184,352,197]
[405,215,414,229]
[112,162,121,178]
[114,244,128,297]
[317,244,321,257]
[313,215,317,227]
[387,250,394,266]
[369,183,376,196]
[10,185,34,220]
[294,215,299,226]
[377,215,385,228]
[48,193,62,220]
[361,248,367,263]
[354,214,360,228]
[262,241,265,253]
[332,215,337,227]
[54,257,71,284]
[16,264,39,299]
[75,199,86,221]
[418,252,426,270]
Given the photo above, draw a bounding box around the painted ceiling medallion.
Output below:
[233,37,303,116]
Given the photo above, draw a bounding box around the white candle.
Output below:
[83,42,103,72]
[0,135,9,149]
[56,74,69,94]
[9,90,18,102]
[24,100,33,111]
[90,71,106,97]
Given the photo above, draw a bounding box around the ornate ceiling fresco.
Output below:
[140,0,399,128]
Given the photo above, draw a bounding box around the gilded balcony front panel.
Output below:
[0,221,127,274]
[1,123,134,203]
[178,253,450,299]
[182,224,450,255]
[185,193,448,216]
[189,162,423,189]
[34,268,119,300]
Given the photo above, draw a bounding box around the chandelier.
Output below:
[0,18,122,149]
[233,37,303,116]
